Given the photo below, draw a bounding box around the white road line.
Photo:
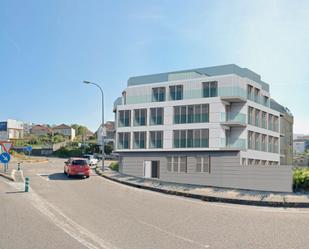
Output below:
[36,173,50,181]
[138,220,210,248]
[0,178,118,249]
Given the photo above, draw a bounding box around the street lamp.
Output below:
[83,80,105,171]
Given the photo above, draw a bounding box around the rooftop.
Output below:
[128,64,269,91]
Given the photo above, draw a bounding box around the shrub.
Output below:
[293,167,309,192]
[109,162,119,172]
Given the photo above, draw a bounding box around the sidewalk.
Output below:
[96,168,309,208]
[0,163,24,182]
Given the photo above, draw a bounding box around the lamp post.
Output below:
[83,80,105,171]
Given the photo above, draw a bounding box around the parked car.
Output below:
[64,158,90,178]
[82,154,99,166]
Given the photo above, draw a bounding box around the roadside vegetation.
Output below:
[109,162,119,172]
[293,167,309,192]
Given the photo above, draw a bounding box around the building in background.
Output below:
[0,119,24,141]
[113,64,293,185]
[23,122,34,135]
[97,121,115,146]
[52,124,76,141]
[31,124,52,136]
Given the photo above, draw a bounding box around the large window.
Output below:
[118,110,131,127]
[149,131,163,148]
[255,109,260,127]
[169,85,183,100]
[196,156,211,173]
[268,114,273,131]
[152,87,165,102]
[248,131,254,149]
[174,104,209,124]
[118,132,130,149]
[262,112,267,129]
[134,109,147,126]
[150,107,164,125]
[261,134,267,151]
[248,107,254,125]
[133,132,146,149]
[255,133,260,150]
[203,81,218,97]
[268,136,273,152]
[247,85,253,100]
[167,156,187,173]
[173,129,209,148]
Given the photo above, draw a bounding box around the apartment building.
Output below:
[113,64,293,185]
[0,119,24,141]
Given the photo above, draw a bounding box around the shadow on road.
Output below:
[48,173,87,181]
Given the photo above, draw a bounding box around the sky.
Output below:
[0,0,308,133]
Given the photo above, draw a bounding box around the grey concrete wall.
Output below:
[120,151,293,192]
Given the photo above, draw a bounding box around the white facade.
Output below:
[115,66,287,166]
[53,125,76,141]
[0,119,24,140]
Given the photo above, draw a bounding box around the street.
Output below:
[1,158,308,249]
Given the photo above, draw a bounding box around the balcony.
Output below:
[220,138,246,150]
[220,112,247,127]
[113,97,122,112]
[219,86,247,103]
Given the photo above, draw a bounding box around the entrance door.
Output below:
[151,161,160,178]
[143,161,151,178]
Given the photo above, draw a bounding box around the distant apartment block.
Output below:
[31,124,52,136]
[113,64,293,186]
[52,124,76,141]
[97,121,115,146]
[0,119,24,140]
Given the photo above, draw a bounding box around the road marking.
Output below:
[0,178,118,249]
[36,173,50,181]
[138,220,210,248]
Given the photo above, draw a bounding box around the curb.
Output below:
[0,172,15,182]
[95,169,309,208]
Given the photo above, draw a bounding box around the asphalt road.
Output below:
[1,158,309,249]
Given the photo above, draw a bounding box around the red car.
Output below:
[64,158,90,178]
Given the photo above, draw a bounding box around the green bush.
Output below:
[53,146,83,158]
[293,167,309,192]
[109,162,119,172]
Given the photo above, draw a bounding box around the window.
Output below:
[242,158,247,165]
[248,107,254,125]
[133,132,146,149]
[247,85,253,100]
[203,81,218,97]
[254,88,260,103]
[196,156,211,173]
[261,134,267,151]
[134,109,147,126]
[255,109,260,127]
[152,87,165,102]
[150,107,164,125]
[268,136,273,152]
[263,96,269,106]
[248,159,254,165]
[174,104,209,124]
[255,133,260,150]
[248,131,254,149]
[268,114,273,130]
[122,91,126,105]
[273,137,279,153]
[173,129,209,148]
[273,116,279,132]
[169,85,183,100]
[118,110,131,127]
[262,112,267,129]
[166,156,187,173]
[149,131,163,148]
[118,132,130,149]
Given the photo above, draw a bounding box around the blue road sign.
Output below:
[0,152,11,164]
[24,146,32,152]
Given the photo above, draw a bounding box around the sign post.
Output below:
[24,146,32,158]
[0,142,12,172]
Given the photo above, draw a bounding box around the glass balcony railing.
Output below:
[220,138,246,150]
[220,112,246,123]
[113,97,122,110]
[218,86,247,99]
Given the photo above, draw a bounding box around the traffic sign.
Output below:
[0,152,11,164]
[0,141,12,153]
[24,146,32,152]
